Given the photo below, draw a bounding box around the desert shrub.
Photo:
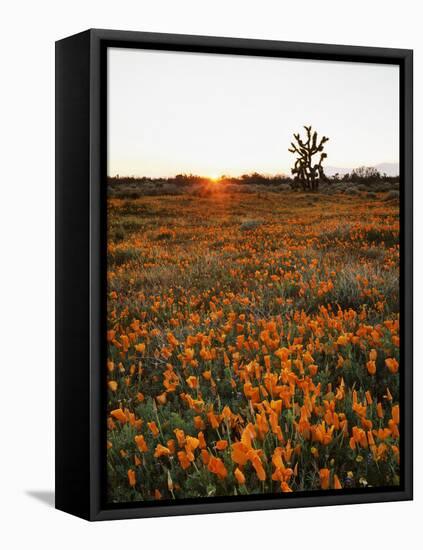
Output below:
[160,183,184,195]
[322,224,351,243]
[120,189,142,199]
[240,219,264,231]
[305,197,320,207]
[368,182,395,193]
[120,216,146,232]
[108,247,139,266]
[120,201,144,215]
[153,228,175,241]
[384,190,400,201]
[365,228,397,247]
[109,224,126,242]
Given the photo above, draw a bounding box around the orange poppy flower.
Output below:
[134,434,148,452]
[155,392,167,405]
[207,411,221,429]
[108,380,118,392]
[392,404,400,425]
[308,364,318,376]
[319,468,330,490]
[385,358,399,374]
[366,361,376,375]
[352,426,368,448]
[177,451,191,470]
[231,442,249,466]
[264,355,271,370]
[194,416,205,430]
[248,450,266,481]
[208,456,228,479]
[375,442,388,461]
[174,428,185,447]
[134,343,146,354]
[280,481,293,492]
[186,376,198,389]
[185,436,200,453]
[110,408,127,423]
[369,349,377,361]
[148,421,160,437]
[234,467,246,484]
[221,405,233,420]
[373,428,391,441]
[241,423,256,449]
[272,447,284,470]
[154,444,171,458]
[127,469,136,487]
[201,449,210,465]
[336,335,348,346]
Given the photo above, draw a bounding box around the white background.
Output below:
[0,1,420,548]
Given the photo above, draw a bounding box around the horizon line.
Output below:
[107,162,400,180]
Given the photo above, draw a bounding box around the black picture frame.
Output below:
[55,28,413,521]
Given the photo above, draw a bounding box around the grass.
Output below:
[106,187,400,503]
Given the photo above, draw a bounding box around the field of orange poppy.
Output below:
[106,185,400,502]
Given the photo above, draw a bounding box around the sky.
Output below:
[108,47,399,178]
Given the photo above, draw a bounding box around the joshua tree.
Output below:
[288,126,329,191]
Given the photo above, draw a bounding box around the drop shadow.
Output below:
[26,490,55,508]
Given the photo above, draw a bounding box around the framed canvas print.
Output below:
[55,29,413,521]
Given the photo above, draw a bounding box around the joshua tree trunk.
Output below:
[288,126,329,192]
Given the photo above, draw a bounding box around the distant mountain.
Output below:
[324,162,399,178]
[324,166,351,177]
[374,163,400,177]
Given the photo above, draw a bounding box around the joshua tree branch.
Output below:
[288,126,329,192]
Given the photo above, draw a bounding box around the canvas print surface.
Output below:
[106,48,400,504]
